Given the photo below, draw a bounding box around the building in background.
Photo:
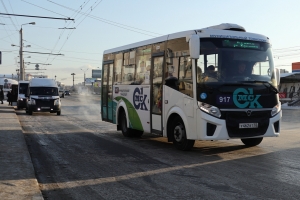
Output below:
[292,62,300,72]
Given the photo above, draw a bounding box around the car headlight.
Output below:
[271,103,281,117]
[198,102,221,118]
[29,99,36,105]
[54,99,60,106]
[18,97,23,101]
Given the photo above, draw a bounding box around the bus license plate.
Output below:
[41,107,50,109]
[239,123,258,129]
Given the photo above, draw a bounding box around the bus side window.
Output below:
[164,57,179,90]
[122,65,135,84]
[114,56,122,84]
[179,57,193,97]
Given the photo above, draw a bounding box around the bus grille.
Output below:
[35,99,54,108]
[224,111,270,138]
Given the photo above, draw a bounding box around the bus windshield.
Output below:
[29,87,59,96]
[197,38,274,83]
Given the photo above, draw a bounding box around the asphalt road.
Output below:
[16,94,300,200]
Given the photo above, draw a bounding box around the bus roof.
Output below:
[18,80,29,84]
[104,23,269,54]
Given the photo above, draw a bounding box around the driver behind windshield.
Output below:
[203,65,217,82]
[236,62,247,76]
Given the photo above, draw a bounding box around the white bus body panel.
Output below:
[152,114,161,131]
[162,85,197,140]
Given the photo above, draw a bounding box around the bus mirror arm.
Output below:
[186,34,200,59]
[275,68,280,86]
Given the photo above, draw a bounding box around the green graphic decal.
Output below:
[233,88,262,108]
[115,96,144,131]
[112,101,117,124]
[108,98,113,121]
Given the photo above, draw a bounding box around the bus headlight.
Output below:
[54,99,60,106]
[198,102,221,118]
[271,103,281,117]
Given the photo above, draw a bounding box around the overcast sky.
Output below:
[1,0,300,85]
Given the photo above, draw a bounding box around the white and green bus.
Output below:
[101,23,282,150]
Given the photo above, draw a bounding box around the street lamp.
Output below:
[71,73,76,88]
[19,22,35,81]
[81,68,89,86]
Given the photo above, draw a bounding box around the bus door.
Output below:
[151,56,164,135]
[101,61,114,122]
[107,63,114,122]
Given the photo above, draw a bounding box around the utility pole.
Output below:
[19,22,35,80]
[81,68,88,86]
[71,73,75,88]
[19,28,23,80]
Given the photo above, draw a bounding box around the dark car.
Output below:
[64,90,70,96]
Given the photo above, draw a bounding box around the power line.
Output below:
[48,0,103,64]
[44,0,94,63]
[22,51,64,55]
[46,0,162,37]
[7,0,19,27]
[20,0,70,18]
[0,0,18,31]
[0,13,74,20]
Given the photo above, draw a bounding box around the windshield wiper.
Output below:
[238,80,279,93]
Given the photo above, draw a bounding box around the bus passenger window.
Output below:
[135,48,151,85]
[122,65,135,84]
[179,57,193,97]
[114,56,122,84]
[165,57,179,79]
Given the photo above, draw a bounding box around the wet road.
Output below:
[16,95,300,200]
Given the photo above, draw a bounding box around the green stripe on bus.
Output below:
[115,96,144,131]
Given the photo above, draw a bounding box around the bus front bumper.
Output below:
[196,109,282,140]
[28,105,61,113]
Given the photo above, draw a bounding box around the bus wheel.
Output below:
[241,137,263,146]
[171,116,195,151]
[28,110,32,115]
[120,111,134,137]
[57,111,61,115]
[134,130,143,137]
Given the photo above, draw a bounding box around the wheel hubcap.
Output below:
[174,124,184,142]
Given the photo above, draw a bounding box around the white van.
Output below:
[26,78,61,115]
[17,80,29,109]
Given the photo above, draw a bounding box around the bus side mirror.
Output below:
[187,34,200,59]
[275,68,280,86]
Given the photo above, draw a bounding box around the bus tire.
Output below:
[171,116,195,151]
[57,111,61,115]
[28,110,32,115]
[134,130,143,137]
[241,137,263,146]
[120,111,134,137]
